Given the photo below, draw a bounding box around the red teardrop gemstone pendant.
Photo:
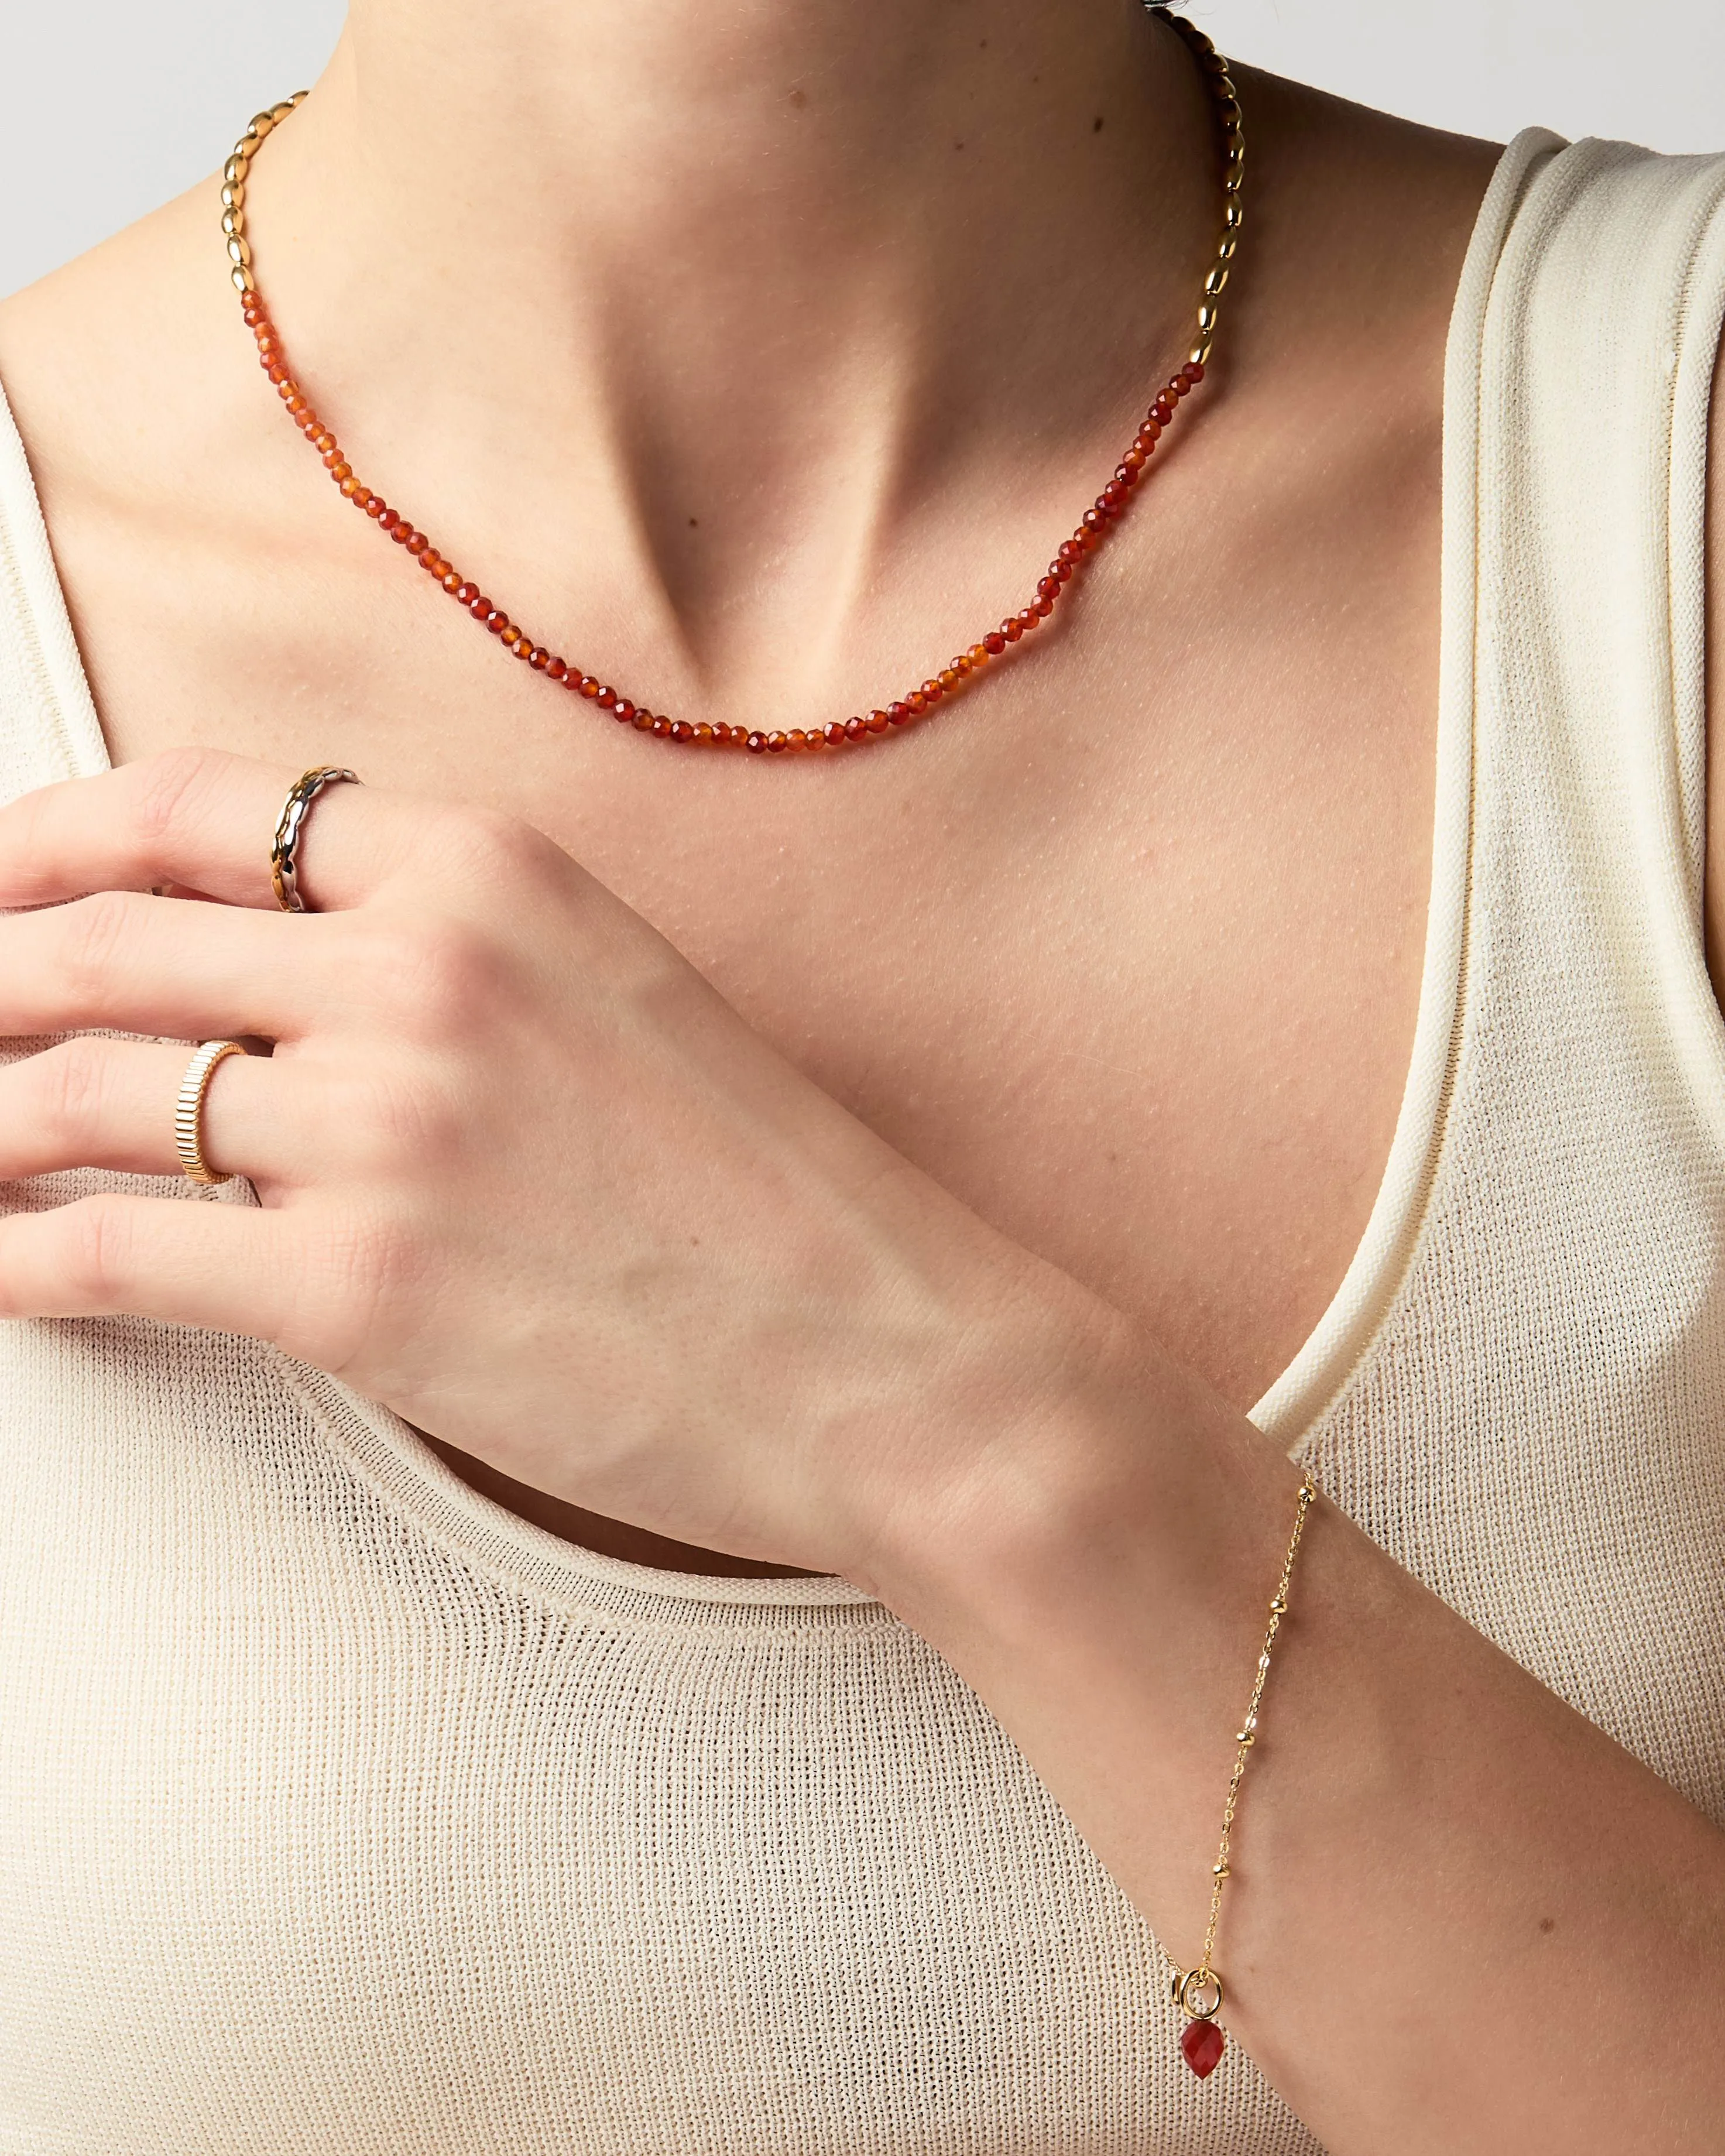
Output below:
[1181,2018,1226,2079]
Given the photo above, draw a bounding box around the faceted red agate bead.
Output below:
[983,630,1007,656]
[1181,2020,1225,2079]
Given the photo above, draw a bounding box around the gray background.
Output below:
[1,1,1719,299]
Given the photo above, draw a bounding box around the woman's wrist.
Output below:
[855,1287,1302,1690]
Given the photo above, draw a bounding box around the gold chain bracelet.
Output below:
[1168,1467,1320,2080]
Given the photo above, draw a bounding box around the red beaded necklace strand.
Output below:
[220,4,1242,755]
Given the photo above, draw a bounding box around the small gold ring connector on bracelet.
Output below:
[1171,1966,1225,2020]
[270,765,361,913]
[174,1039,249,1188]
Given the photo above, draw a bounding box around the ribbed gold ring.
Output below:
[174,1039,248,1187]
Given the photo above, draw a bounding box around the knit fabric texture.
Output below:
[1,130,1723,2154]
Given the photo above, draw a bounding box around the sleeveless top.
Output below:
[2,130,1724,2155]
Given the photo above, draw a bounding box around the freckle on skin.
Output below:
[1539,1916,1555,1933]
[789,86,807,109]
[1093,115,1105,133]
[688,516,698,528]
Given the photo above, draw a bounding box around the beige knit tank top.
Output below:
[2,130,1724,2155]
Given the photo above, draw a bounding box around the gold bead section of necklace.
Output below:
[221,2,1243,755]
[1166,1469,1321,2082]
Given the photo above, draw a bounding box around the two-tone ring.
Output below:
[270,765,361,913]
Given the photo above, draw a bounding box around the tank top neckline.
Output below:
[0,129,1563,1614]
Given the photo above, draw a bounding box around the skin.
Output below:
[0,0,1720,2147]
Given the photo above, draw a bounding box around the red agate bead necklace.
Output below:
[220,2,1243,757]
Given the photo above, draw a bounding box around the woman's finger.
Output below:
[0,1190,293,1337]
[0,888,337,1041]
[0,745,435,912]
[0,1036,311,1185]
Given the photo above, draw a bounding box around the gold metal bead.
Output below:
[249,112,277,135]
[1212,1861,1231,1876]
[1198,301,1219,333]
[290,88,310,104]
[227,234,252,267]
[1234,1730,1254,1745]
[220,209,242,239]
[223,154,250,184]
[269,101,296,121]
[220,180,245,212]
[1204,265,1229,296]
[231,265,255,293]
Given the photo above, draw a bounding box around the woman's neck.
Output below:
[238,0,1217,704]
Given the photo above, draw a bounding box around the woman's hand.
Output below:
[0,747,1140,1579]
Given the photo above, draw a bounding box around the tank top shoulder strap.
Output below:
[1475,133,1725,942]
[1258,131,1725,1447]
[0,377,108,803]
